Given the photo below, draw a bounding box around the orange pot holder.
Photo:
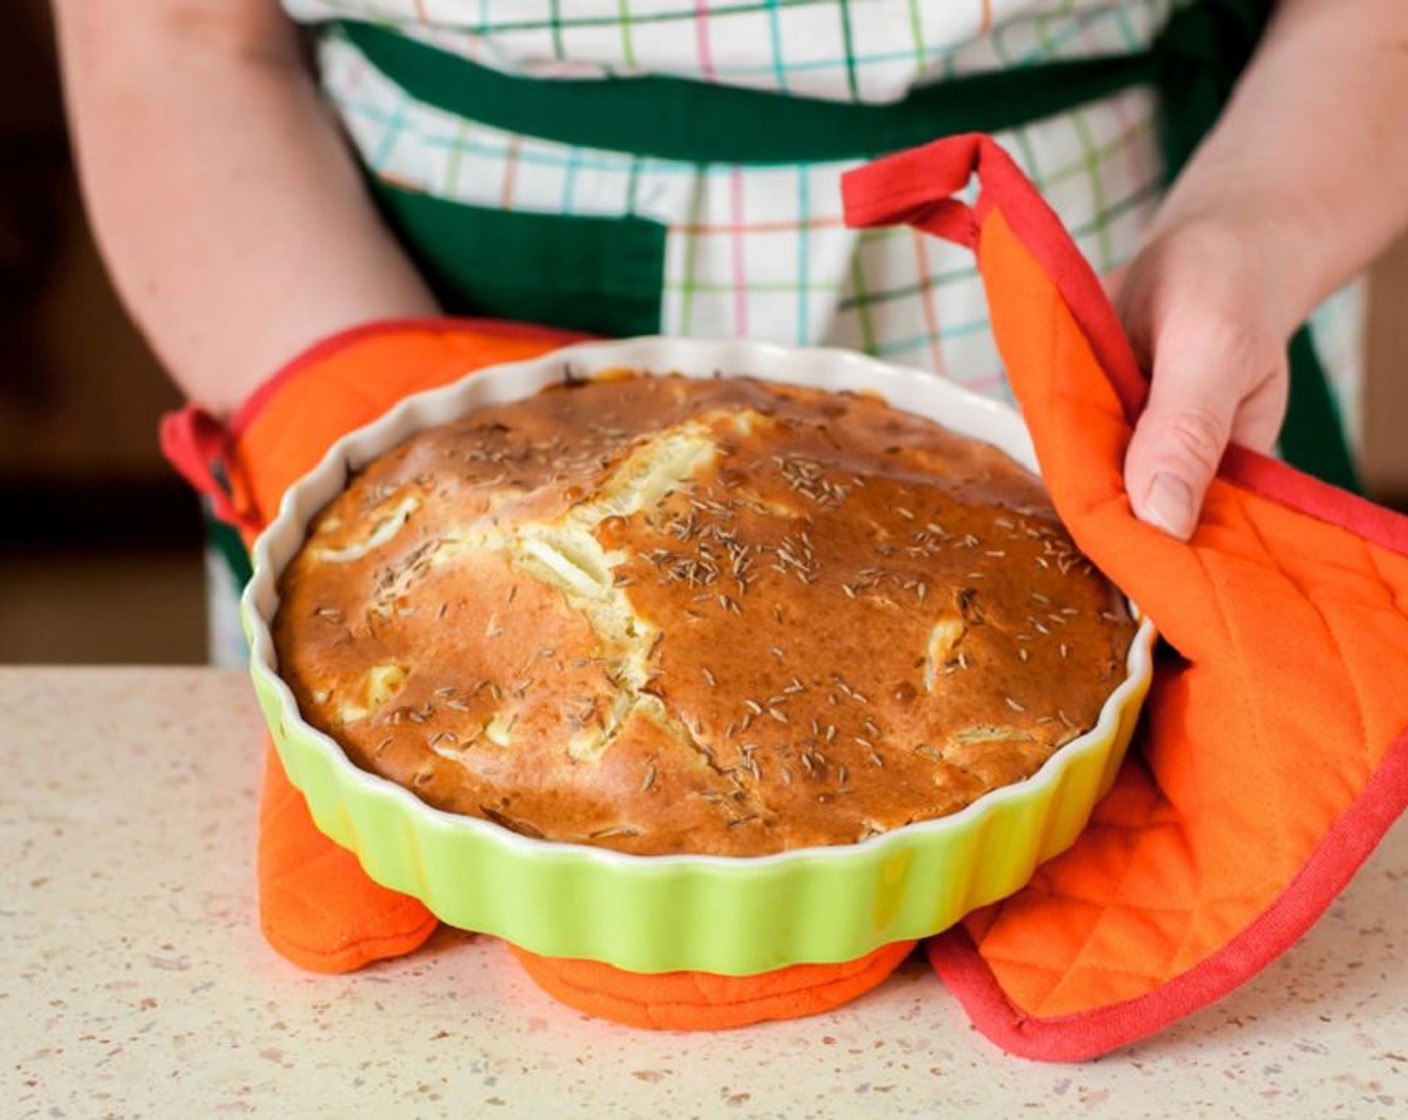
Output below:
[843,134,1408,1059]
[163,136,1408,1055]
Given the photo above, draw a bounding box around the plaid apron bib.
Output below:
[204,0,1366,665]
[280,0,1363,443]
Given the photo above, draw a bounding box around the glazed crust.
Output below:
[273,374,1136,856]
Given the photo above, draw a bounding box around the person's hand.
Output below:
[1110,212,1298,540]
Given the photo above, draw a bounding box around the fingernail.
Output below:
[1140,473,1194,538]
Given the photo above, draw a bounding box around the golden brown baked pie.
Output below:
[273,373,1136,856]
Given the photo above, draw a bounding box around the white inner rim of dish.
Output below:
[244,335,1157,868]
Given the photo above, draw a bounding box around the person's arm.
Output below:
[1117,0,1408,538]
[52,0,439,418]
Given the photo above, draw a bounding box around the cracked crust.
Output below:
[273,373,1137,856]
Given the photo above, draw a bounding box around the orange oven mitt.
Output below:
[162,316,915,1023]
[842,134,1408,1059]
[163,317,586,973]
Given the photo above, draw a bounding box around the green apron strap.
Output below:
[206,506,254,588]
[1153,0,1362,492]
[1280,328,1362,492]
[1152,0,1271,177]
[336,18,1157,165]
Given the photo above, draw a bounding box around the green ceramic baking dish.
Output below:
[243,335,1156,976]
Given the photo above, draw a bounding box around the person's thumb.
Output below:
[1123,318,1287,541]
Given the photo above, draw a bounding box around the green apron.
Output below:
[319,0,1359,494]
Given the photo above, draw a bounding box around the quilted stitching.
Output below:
[509,940,916,1031]
[937,205,1408,1036]
[826,135,1408,1055]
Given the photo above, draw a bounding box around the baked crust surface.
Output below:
[273,374,1136,856]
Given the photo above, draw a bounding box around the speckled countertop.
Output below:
[3,667,1405,1120]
